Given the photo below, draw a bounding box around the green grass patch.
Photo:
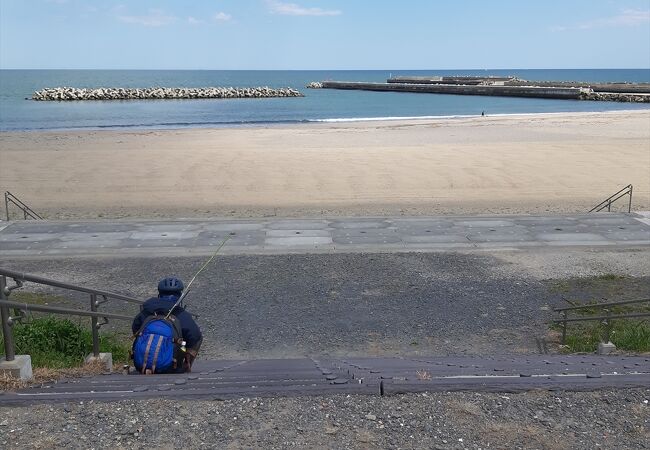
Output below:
[557,320,650,353]
[0,317,130,368]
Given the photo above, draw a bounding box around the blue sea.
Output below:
[1,69,649,131]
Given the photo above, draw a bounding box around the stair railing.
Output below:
[0,268,142,362]
[589,184,633,213]
[4,191,43,221]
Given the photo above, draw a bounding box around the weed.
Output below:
[0,317,130,368]
[416,369,432,380]
[0,360,107,391]
[559,320,650,353]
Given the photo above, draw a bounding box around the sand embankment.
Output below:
[1,110,649,219]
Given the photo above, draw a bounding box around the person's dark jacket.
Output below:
[131,296,203,353]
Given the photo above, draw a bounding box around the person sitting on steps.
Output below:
[131,277,203,374]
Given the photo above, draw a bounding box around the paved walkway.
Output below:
[1,355,648,405]
[1,212,649,258]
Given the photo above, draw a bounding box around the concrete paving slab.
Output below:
[578,216,639,225]
[49,240,125,249]
[266,229,332,238]
[537,232,608,242]
[137,225,202,233]
[123,238,198,248]
[0,233,60,242]
[467,233,533,243]
[601,231,650,241]
[130,231,198,240]
[59,232,133,241]
[202,223,264,231]
[330,220,391,229]
[195,233,264,247]
[332,232,402,245]
[266,220,330,230]
[401,234,469,243]
[265,236,334,246]
[633,211,650,227]
[455,220,517,227]
[394,224,459,235]
[513,217,579,225]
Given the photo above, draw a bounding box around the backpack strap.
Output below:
[150,335,165,374]
[140,334,155,374]
[167,314,184,341]
[134,314,158,337]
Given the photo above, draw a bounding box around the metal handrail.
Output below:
[0,300,133,321]
[0,268,141,304]
[589,184,633,213]
[4,191,43,221]
[554,297,650,312]
[553,297,649,345]
[1,268,142,363]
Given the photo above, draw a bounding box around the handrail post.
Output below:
[4,192,9,221]
[1,275,16,362]
[604,308,612,343]
[90,294,100,358]
[628,185,633,213]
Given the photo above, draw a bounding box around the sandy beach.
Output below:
[1,110,649,220]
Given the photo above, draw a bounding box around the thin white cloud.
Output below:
[267,0,341,16]
[118,9,177,27]
[552,9,649,31]
[188,16,204,25]
[214,12,232,22]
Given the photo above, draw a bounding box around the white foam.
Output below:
[310,115,476,123]
[308,109,649,123]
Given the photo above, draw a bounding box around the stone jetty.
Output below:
[32,86,304,101]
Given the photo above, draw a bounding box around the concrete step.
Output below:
[1,355,648,405]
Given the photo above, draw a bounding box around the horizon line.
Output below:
[2,67,650,71]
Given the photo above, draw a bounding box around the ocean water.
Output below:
[0,69,649,131]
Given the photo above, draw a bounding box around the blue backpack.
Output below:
[132,314,184,374]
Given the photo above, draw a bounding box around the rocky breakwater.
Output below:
[31,86,304,101]
[579,90,650,103]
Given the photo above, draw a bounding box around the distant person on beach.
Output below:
[481,111,485,116]
[131,277,203,374]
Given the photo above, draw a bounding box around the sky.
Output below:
[1,0,649,69]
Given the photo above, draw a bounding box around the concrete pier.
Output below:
[320,81,586,100]
[317,80,650,102]
[388,76,650,95]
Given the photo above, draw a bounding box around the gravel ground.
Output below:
[3,252,557,358]
[1,389,648,449]
[3,248,649,359]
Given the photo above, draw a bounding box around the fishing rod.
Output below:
[165,236,229,319]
